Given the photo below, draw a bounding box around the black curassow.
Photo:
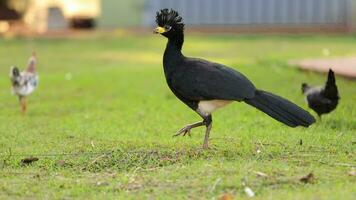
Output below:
[302,69,339,119]
[154,9,315,149]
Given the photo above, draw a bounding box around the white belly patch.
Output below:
[197,100,232,116]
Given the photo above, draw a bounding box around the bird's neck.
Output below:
[164,32,184,55]
[163,34,185,71]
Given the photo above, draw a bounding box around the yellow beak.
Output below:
[154,27,166,34]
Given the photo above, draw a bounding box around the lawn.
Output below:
[0,33,355,199]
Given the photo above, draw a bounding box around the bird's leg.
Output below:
[173,121,205,137]
[202,115,212,149]
[173,114,213,149]
[318,114,322,122]
[19,96,27,115]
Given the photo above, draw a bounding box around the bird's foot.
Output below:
[173,125,194,137]
[202,143,209,149]
[173,121,205,137]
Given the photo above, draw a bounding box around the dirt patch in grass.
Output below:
[290,57,356,79]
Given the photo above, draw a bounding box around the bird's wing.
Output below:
[170,58,256,101]
[307,93,332,106]
[13,72,38,96]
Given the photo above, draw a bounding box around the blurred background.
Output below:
[1,0,356,34]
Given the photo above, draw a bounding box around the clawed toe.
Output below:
[173,126,192,137]
[172,121,206,138]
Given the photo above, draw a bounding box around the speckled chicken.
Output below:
[9,53,38,114]
[302,69,339,119]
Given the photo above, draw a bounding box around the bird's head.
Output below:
[301,83,309,94]
[154,9,184,39]
[10,66,21,85]
[10,66,20,77]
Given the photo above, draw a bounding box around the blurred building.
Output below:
[2,0,356,33]
[7,0,100,32]
[0,0,20,33]
[146,0,355,31]
[99,0,356,32]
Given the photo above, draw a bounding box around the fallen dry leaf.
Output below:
[348,169,356,176]
[96,181,109,187]
[21,157,39,165]
[219,193,234,200]
[253,171,269,178]
[56,160,67,167]
[300,173,315,184]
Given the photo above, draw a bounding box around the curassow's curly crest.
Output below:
[156,9,184,31]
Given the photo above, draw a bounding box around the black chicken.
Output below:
[154,9,315,148]
[302,69,339,119]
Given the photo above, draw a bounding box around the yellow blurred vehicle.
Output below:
[14,0,101,32]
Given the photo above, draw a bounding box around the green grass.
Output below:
[0,33,355,199]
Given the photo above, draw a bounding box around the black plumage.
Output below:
[302,69,339,119]
[155,9,315,148]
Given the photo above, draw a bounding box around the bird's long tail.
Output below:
[26,52,37,73]
[324,69,339,100]
[326,69,336,85]
[244,90,315,127]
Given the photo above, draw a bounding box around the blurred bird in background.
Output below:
[9,53,38,114]
[302,69,339,120]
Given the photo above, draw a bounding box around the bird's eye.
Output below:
[165,25,172,31]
